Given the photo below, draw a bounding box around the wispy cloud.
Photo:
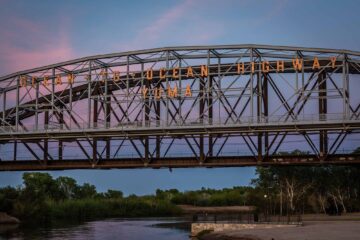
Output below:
[117,0,223,51]
[140,0,193,43]
[0,16,75,75]
[250,0,288,26]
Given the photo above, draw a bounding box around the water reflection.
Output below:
[0,218,190,240]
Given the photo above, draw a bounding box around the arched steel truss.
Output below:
[0,44,359,170]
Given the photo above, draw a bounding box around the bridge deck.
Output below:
[1,155,359,171]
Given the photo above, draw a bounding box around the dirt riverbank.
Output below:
[0,212,20,224]
[200,221,360,240]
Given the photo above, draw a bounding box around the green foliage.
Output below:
[0,172,182,222]
[74,183,97,199]
[253,165,360,214]
[0,186,19,213]
[22,172,59,202]
[170,186,254,207]
[56,176,78,200]
[103,189,123,199]
[197,229,214,239]
[353,147,360,154]
[0,164,359,223]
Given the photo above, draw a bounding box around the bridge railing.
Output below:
[0,113,356,134]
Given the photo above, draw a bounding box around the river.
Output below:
[0,218,192,240]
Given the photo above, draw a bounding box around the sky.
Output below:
[0,0,359,195]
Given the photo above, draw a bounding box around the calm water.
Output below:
[0,218,191,240]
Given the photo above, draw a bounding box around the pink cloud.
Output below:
[117,0,195,51]
[0,16,75,75]
[141,0,193,42]
[116,0,226,52]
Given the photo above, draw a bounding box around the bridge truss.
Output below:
[0,44,359,170]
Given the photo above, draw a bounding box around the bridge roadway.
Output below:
[0,116,359,140]
[0,154,359,171]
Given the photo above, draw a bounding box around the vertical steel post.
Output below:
[35,79,39,131]
[144,137,149,163]
[106,138,110,160]
[318,71,328,158]
[59,109,63,161]
[198,85,205,162]
[301,55,305,118]
[179,57,182,123]
[344,54,350,117]
[92,138,97,162]
[218,57,221,123]
[143,62,150,163]
[263,73,269,157]
[198,52,207,163]
[250,49,254,121]
[141,62,145,125]
[156,102,161,158]
[166,51,169,126]
[209,75,213,157]
[126,56,130,123]
[105,68,111,160]
[13,140,17,161]
[105,68,110,128]
[69,72,73,129]
[257,53,262,163]
[15,77,19,131]
[257,56,262,123]
[52,68,55,124]
[44,110,49,164]
[156,55,161,159]
[342,55,346,118]
[88,61,92,128]
[2,91,6,125]
[93,86,98,162]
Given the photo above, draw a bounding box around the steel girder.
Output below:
[0,44,360,170]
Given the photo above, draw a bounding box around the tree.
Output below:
[253,166,313,214]
[22,172,58,202]
[104,189,123,199]
[55,176,78,200]
[353,147,360,154]
[74,183,97,199]
[0,186,20,213]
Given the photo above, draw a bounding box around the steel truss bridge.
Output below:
[0,44,360,171]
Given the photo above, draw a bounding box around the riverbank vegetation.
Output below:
[0,164,359,223]
[0,172,181,223]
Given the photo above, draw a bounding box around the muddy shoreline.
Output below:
[0,212,20,224]
[199,221,360,240]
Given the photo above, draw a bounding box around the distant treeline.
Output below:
[0,162,360,223]
[0,173,181,223]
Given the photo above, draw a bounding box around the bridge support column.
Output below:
[105,91,111,160]
[208,76,213,157]
[144,137,149,164]
[105,139,110,160]
[199,73,205,163]
[13,140,17,161]
[156,83,161,159]
[318,71,328,160]
[257,66,263,163]
[93,93,98,162]
[44,110,49,164]
[59,109,63,161]
[93,138,97,163]
[144,80,150,163]
[263,73,269,159]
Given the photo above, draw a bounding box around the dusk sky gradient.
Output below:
[0,0,359,195]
